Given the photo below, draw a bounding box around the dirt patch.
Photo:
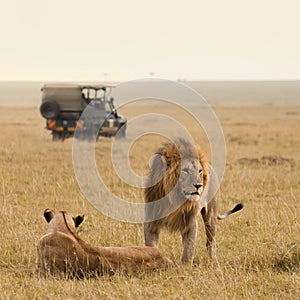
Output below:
[231,122,257,126]
[238,155,295,166]
[286,111,299,115]
[272,244,300,273]
[228,135,259,145]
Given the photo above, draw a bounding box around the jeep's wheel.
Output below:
[52,131,60,141]
[40,100,60,119]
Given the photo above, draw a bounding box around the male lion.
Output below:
[144,138,243,264]
[37,209,173,277]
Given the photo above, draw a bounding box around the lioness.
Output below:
[144,138,243,264]
[37,209,173,277]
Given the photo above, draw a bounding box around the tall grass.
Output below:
[0,105,299,299]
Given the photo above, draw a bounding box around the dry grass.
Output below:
[0,104,299,299]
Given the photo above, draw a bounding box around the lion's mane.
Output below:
[144,138,209,232]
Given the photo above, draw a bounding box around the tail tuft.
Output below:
[217,203,243,220]
[232,203,243,213]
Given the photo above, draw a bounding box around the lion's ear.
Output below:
[74,215,85,228]
[149,154,167,169]
[44,209,55,223]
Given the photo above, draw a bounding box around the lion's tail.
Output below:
[217,203,243,220]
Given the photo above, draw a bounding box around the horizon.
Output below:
[1,80,299,107]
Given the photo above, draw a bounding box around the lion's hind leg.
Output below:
[201,204,217,258]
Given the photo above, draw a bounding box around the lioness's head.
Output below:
[153,138,208,203]
[43,209,85,234]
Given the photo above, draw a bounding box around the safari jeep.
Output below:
[40,84,126,141]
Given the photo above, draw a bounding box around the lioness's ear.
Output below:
[44,209,55,223]
[74,215,85,228]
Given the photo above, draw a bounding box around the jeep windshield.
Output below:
[81,85,117,115]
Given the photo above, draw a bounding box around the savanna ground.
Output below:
[0,102,299,299]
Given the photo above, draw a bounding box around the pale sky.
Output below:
[1,0,300,81]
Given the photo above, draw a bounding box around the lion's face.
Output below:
[178,158,204,202]
[145,138,208,211]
